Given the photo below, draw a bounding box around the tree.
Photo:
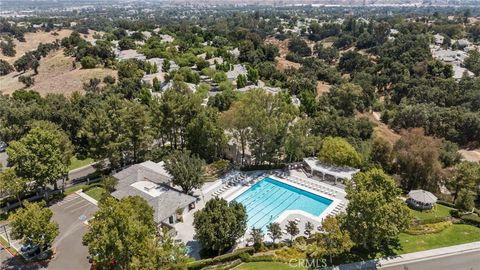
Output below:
[267,222,282,244]
[285,220,299,242]
[455,189,475,212]
[304,221,314,237]
[318,137,361,168]
[249,227,264,251]
[0,38,16,57]
[164,150,205,194]
[325,83,364,117]
[18,75,35,87]
[0,168,28,206]
[162,59,171,72]
[247,67,259,85]
[393,128,443,192]
[344,169,412,257]
[370,136,393,172]
[193,197,247,255]
[9,201,59,254]
[447,161,480,203]
[0,59,14,75]
[7,121,73,192]
[80,56,98,69]
[307,216,353,265]
[288,37,311,57]
[185,108,226,163]
[464,50,480,76]
[236,74,248,88]
[79,97,152,168]
[83,77,101,93]
[101,176,118,193]
[83,196,189,269]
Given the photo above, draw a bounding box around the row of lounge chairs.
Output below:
[287,177,338,197]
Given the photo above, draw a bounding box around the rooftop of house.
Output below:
[111,161,196,223]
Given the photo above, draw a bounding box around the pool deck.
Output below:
[173,169,349,257]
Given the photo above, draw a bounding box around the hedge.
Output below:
[188,247,255,270]
[406,221,452,235]
[416,216,451,225]
[460,214,480,227]
[437,200,456,208]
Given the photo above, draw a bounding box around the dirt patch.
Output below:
[0,29,73,63]
[0,49,116,96]
[316,81,331,99]
[458,149,480,162]
[265,37,302,71]
[358,111,401,145]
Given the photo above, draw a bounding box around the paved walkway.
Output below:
[327,241,480,270]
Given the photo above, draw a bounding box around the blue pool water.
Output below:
[233,177,332,231]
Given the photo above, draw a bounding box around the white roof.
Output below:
[303,157,359,180]
[408,190,437,204]
[130,180,167,197]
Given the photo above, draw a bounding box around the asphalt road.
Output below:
[379,249,480,270]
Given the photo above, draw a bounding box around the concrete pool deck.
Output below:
[173,169,350,256]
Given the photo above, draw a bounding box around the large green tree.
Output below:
[0,168,28,206]
[83,196,189,270]
[7,121,73,192]
[318,137,362,168]
[344,168,412,257]
[9,201,59,254]
[185,108,226,163]
[193,197,246,255]
[307,216,353,265]
[79,96,152,168]
[447,161,480,203]
[164,150,205,194]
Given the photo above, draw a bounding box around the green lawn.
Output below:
[68,156,94,171]
[64,184,89,196]
[84,186,106,201]
[410,204,453,221]
[398,224,480,253]
[234,262,307,270]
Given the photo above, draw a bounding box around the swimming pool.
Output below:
[233,177,333,231]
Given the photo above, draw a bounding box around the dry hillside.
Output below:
[0,30,73,64]
[0,49,116,96]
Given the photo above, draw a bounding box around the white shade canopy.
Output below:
[408,189,438,204]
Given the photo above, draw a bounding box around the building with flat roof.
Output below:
[303,157,360,184]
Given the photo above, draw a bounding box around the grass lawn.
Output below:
[64,184,89,196]
[68,156,94,171]
[0,234,19,256]
[410,204,453,221]
[234,262,307,270]
[398,224,480,254]
[84,187,107,201]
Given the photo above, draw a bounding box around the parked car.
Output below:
[20,244,40,256]
[0,141,7,152]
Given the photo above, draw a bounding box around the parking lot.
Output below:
[47,193,97,270]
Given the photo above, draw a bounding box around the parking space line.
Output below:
[63,199,88,209]
[68,203,93,214]
[57,195,80,205]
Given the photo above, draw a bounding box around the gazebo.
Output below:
[407,190,438,210]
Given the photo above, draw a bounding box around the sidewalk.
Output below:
[328,241,480,270]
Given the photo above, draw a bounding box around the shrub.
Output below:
[274,247,306,262]
[416,216,451,225]
[188,247,254,270]
[406,221,452,235]
[437,200,456,208]
[460,214,480,227]
[80,56,98,69]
